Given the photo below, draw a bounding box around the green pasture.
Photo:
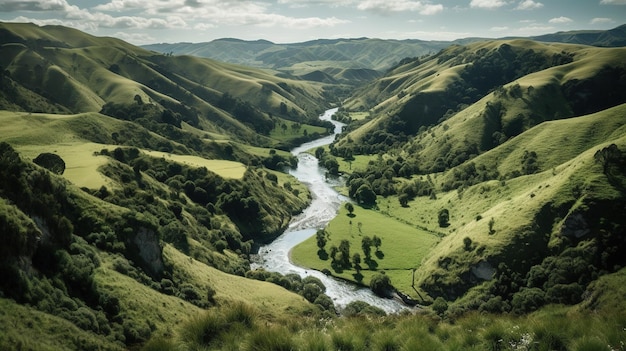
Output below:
[143,150,246,179]
[348,111,370,121]
[291,204,440,294]
[269,119,327,142]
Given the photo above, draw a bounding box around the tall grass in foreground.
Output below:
[142,303,626,351]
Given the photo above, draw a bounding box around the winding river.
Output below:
[252,108,407,313]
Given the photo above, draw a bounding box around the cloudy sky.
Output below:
[0,0,624,45]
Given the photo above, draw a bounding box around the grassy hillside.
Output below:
[0,22,330,145]
[294,37,626,318]
[0,22,338,350]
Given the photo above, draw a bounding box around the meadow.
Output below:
[291,204,440,295]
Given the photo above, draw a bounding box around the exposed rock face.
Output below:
[561,212,591,239]
[471,261,495,281]
[132,227,164,278]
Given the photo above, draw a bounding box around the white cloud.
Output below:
[600,0,626,4]
[590,17,614,24]
[490,26,509,31]
[549,16,573,24]
[470,0,507,9]
[516,0,543,10]
[0,0,69,12]
[357,0,444,15]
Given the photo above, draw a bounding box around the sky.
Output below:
[0,0,624,45]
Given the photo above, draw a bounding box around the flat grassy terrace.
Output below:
[291,204,440,295]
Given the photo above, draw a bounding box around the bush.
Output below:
[370,273,392,297]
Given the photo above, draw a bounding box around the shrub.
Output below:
[370,273,392,297]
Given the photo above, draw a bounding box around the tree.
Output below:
[281,123,287,134]
[355,183,376,206]
[338,240,351,267]
[315,147,325,159]
[488,217,496,235]
[361,236,372,259]
[315,229,327,251]
[344,202,354,216]
[370,273,392,297]
[372,235,382,252]
[438,208,450,228]
[352,253,362,273]
[463,237,472,251]
[33,152,65,175]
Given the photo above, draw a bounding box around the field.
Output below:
[143,150,246,179]
[269,119,327,142]
[291,204,440,294]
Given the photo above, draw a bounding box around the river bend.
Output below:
[252,108,407,313]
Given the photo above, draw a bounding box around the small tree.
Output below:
[352,253,362,273]
[315,229,327,251]
[33,152,65,175]
[370,273,392,297]
[361,236,372,259]
[338,240,351,267]
[372,235,382,252]
[488,217,496,235]
[344,202,354,216]
[463,237,472,251]
[438,208,450,228]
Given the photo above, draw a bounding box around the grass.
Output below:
[0,298,123,351]
[291,204,440,294]
[143,150,247,179]
[161,245,312,319]
[348,111,370,121]
[269,119,327,143]
[142,286,626,350]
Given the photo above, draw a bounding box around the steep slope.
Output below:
[0,23,333,350]
[312,38,626,314]
[0,22,328,144]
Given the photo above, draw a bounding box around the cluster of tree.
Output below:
[0,142,221,346]
[315,147,340,176]
[245,270,335,313]
[216,93,275,135]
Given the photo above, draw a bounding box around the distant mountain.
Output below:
[530,24,626,47]
[142,25,626,85]
[143,37,459,84]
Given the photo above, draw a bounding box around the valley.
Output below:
[1,21,626,351]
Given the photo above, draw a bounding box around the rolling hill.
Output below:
[2,20,626,350]
[143,25,626,86]
[315,37,626,315]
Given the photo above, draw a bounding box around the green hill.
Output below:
[2,21,626,351]
[298,38,626,317]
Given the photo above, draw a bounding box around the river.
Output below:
[252,108,407,313]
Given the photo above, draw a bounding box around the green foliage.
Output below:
[370,272,392,297]
[432,297,449,316]
[437,208,450,228]
[33,152,66,175]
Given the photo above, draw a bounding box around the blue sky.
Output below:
[0,0,624,44]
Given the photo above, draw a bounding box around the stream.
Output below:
[252,108,407,313]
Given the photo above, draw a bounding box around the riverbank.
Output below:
[252,108,409,313]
